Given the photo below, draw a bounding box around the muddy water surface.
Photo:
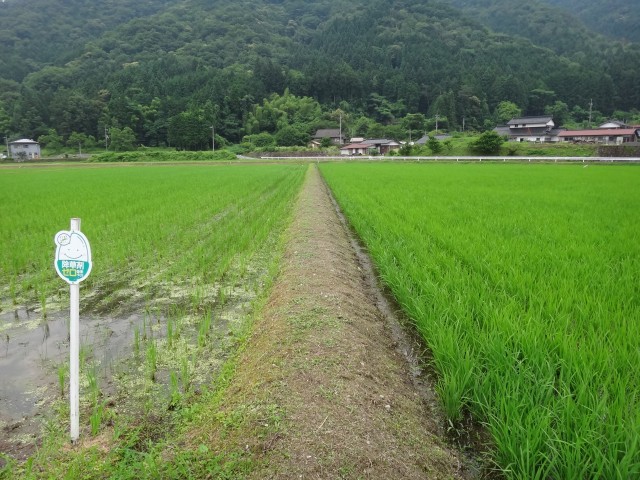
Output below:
[0,306,150,458]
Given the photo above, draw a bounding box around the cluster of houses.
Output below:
[3,118,639,161]
[309,129,402,155]
[494,117,640,145]
[311,117,639,155]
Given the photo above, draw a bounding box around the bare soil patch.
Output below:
[197,165,473,478]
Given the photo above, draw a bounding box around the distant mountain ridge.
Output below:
[543,0,640,43]
[0,0,638,144]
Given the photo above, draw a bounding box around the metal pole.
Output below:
[211,126,215,152]
[69,217,80,443]
[5,136,10,160]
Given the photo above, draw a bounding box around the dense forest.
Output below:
[544,0,640,43]
[0,0,638,149]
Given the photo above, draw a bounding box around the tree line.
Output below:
[0,0,638,151]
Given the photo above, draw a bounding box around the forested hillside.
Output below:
[0,0,638,149]
[544,0,640,43]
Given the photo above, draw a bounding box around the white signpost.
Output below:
[54,218,92,443]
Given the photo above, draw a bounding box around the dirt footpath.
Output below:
[206,165,470,479]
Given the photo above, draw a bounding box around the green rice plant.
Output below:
[142,315,148,342]
[90,402,104,436]
[147,340,157,381]
[57,364,66,397]
[79,345,91,370]
[180,356,190,393]
[169,370,180,407]
[166,318,174,348]
[87,363,99,405]
[320,162,640,479]
[197,310,213,348]
[0,162,307,477]
[39,287,47,319]
[216,286,227,308]
[133,326,140,357]
[9,278,17,305]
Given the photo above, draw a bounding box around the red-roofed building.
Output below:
[558,128,639,145]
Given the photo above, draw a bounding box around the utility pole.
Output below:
[339,113,342,144]
[211,126,215,152]
[4,136,9,159]
[435,114,440,135]
[104,127,109,151]
[588,99,593,128]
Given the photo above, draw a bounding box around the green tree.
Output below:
[246,90,321,135]
[495,101,522,124]
[109,127,136,151]
[469,131,505,155]
[243,132,275,148]
[544,101,570,127]
[427,137,443,154]
[38,129,64,152]
[67,132,96,153]
[168,109,210,150]
[275,124,309,147]
[320,137,333,148]
[0,101,11,136]
[402,113,427,140]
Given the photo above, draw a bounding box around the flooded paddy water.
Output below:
[0,256,269,460]
[0,303,158,457]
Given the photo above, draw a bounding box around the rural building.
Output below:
[309,128,346,148]
[340,138,401,155]
[598,120,629,129]
[558,128,639,145]
[8,139,41,160]
[497,116,564,142]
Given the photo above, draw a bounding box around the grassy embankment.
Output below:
[406,134,598,157]
[321,162,640,479]
[0,163,305,478]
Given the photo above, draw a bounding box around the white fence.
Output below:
[260,155,640,163]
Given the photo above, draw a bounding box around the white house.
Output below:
[503,116,563,142]
[340,138,401,156]
[9,139,41,160]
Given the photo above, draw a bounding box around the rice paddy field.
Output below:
[320,162,640,479]
[0,164,305,310]
[0,163,305,465]
[2,160,639,478]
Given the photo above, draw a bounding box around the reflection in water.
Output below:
[42,321,50,342]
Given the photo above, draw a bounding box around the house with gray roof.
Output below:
[9,139,41,160]
[340,138,400,155]
[309,128,346,148]
[495,116,563,142]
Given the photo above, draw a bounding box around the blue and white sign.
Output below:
[54,230,92,284]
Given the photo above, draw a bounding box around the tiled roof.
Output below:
[507,116,553,125]
[340,143,368,149]
[559,129,638,137]
[313,129,342,138]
